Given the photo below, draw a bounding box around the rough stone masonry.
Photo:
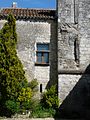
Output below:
[0,8,57,95]
[58,0,90,118]
[1,1,90,114]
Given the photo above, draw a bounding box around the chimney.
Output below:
[12,2,17,8]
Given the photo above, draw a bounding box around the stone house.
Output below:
[0,0,90,106]
[0,2,57,95]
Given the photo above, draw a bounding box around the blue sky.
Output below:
[0,0,56,9]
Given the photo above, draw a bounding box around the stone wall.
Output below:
[16,20,57,92]
[79,0,90,69]
[58,0,79,71]
[0,19,57,93]
[58,0,90,100]
[16,20,51,83]
[58,0,79,99]
[0,20,6,29]
[58,74,81,101]
[58,72,90,118]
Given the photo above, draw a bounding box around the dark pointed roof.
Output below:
[0,8,56,20]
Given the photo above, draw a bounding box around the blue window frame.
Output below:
[36,43,49,65]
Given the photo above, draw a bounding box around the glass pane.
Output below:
[44,53,49,63]
[37,53,42,63]
[37,44,49,51]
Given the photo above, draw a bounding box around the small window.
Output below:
[40,84,42,93]
[36,43,49,65]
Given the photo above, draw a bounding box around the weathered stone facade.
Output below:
[58,0,90,118]
[58,0,79,100]
[16,19,57,93]
[58,0,90,99]
[0,17,57,93]
[1,1,90,108]
[16,20,51,82]
[1,0,90,118]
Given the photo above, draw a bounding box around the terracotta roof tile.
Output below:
[0,8,56,20]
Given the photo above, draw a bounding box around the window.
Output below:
[40,84,42,93]
[36,43,49,65]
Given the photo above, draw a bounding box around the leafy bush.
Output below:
[18,87,32,103]
[28,79,38,93]
[30,85,59,118]
[41,85,59,110]
[30,103,56,118]
[0,14,32,116]
[0,14,28,102]
[18,87,33,111]
[5,100,20,114]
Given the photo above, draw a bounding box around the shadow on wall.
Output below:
[46,20,58,90]
[55,64,90,119]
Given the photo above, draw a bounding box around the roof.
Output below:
[0,8,56,20]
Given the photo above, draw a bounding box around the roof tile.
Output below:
[0,8,56,20]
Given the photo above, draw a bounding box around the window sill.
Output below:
[35,63,49,66]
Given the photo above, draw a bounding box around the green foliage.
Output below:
[28,79,38,93]
[17,80,38,112]
[18,87,33,111]
[0,14,29,116]
[0,14,28,102]
[0,14,59,118]
[18,87,32,102]
[41,85,59,110]
[5,100,20,114]
[30,103,56,118]
[30,85,59,118]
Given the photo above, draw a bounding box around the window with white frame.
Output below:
[35,43,49,65]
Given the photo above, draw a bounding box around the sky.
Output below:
[0,0,56,9]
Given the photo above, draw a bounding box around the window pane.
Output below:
[36,43,49,64]
[37,53,42,63]
[37,44,49,50]
[44,53,49,63]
